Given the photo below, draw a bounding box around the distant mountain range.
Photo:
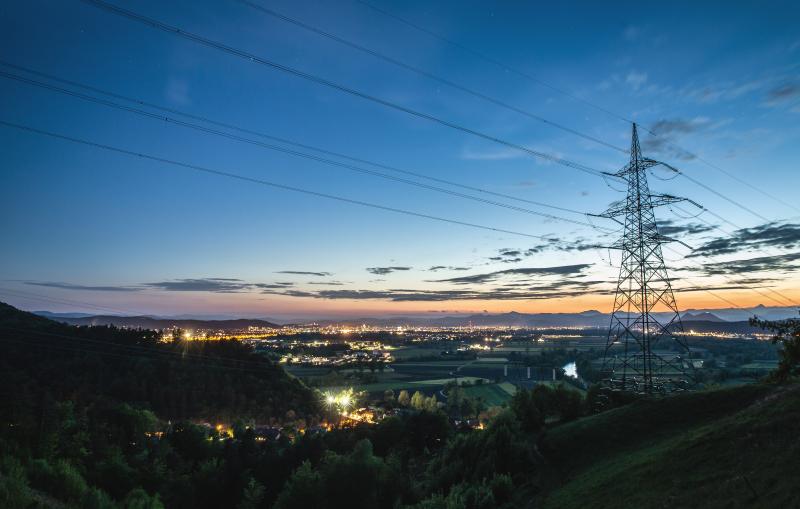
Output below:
[42,315,280,331]
[680,312,726,322]
[31,305,797,331]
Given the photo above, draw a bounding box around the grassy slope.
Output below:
[540,383,800,508]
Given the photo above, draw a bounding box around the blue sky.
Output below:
[1,0,799,319]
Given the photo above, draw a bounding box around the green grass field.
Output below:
[463,382,517,406]
[539,383,800,508]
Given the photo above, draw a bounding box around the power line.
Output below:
[236,0,627,154]
[0,69,609,231]
[663,244,799,308]
[86,0,784,237]
[655,162,770,223]
[678,285,746,310]
[18,3,796,312]
[648,136,800,214]
[79,0,616,181]
[6,102,787,309]
[0,287,148,316]
[0,60,594,218]
[354,1,799,217]
[354,0,637,126]
[595,127,797,318]
[0,119,562,242]
[656,183,800,306]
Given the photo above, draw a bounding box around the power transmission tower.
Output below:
[593,124,693,394]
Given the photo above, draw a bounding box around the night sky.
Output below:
[2,0,799,319]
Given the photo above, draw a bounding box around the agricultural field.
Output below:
[284,354,570,408]
[463,382,517,406]
[391,346,446,360]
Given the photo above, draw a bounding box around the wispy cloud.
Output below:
[690,222,800,257]
[256,283,296,289]
[486,238,605,260]
[642,117,717,160]
[625,70,648,91]
[261,282,611,302]
[276,270,333,277]
[658,219,716,237]
[433,264,592,285]
[25,281,139,292]
[695,252,800,276]
[366,266,412,275]
[764,82,800,106]
[144,278,258,293]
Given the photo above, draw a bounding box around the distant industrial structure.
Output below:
[594,124,694,394]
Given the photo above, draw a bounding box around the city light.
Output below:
[321,388,357,420]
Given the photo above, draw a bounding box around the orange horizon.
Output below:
[51,286,796,318]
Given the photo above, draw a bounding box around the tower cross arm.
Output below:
[649,193,691,208]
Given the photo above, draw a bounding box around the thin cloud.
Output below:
[262,283,611,302]
[25,281,139,292]
[143,278,256,293]
[433,264,592,285]
[255,283,295,289]
[696,252,800,276]
[492,239,605,258]
[643,117,713,160]
[366,266,412,275]
[625,70,648,91]
[690,222,800,257]
[276,270,333,277]
[766,82,800,104]
[658,219,716,237]
[428,266,471,272]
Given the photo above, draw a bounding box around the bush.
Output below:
[122,488,164,509]
[27,458,89,502]
[0,455,32,509]
[82,487,118,509]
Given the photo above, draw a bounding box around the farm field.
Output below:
[463,382,517,406]
[285,354,570,407]
[391,346,449,359]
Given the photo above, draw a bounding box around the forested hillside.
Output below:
[0,303,316,423]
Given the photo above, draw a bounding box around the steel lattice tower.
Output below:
[595,124,693,394]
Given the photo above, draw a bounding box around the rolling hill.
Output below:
[0,302,314,422]
[539,383,800,508]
